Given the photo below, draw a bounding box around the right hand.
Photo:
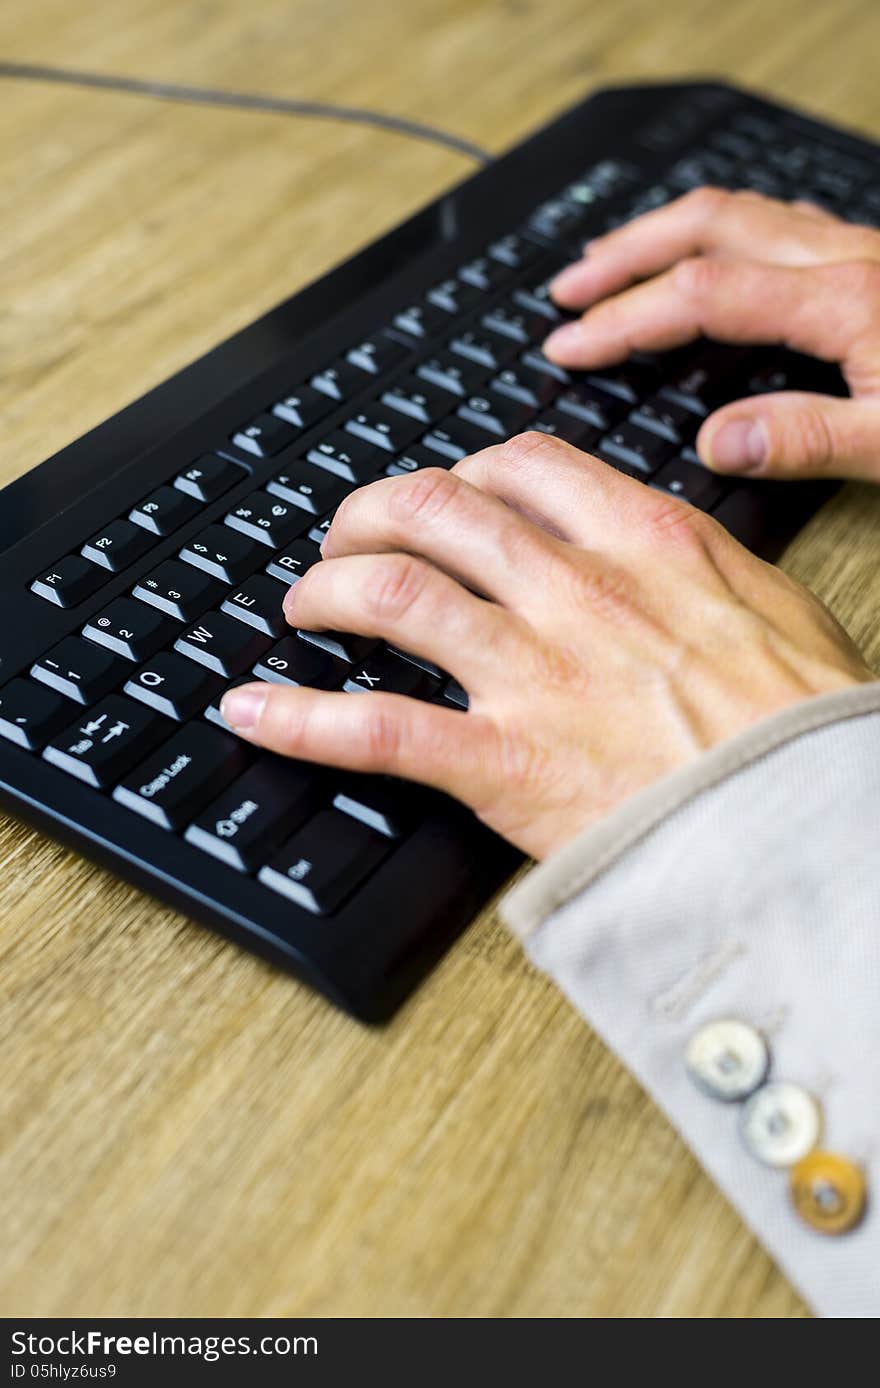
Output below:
[544,188,880,483]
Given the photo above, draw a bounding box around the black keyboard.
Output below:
[1,81,876,1020]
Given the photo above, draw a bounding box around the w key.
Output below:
[113,723,250,830]
[175,611,271,677]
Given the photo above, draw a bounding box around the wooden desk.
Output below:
[2,0,879,1318]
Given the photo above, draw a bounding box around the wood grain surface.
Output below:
[2,0,879,1319]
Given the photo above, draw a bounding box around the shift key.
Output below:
[185,757,318,871]
[113,723,250,829]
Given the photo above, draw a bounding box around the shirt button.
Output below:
[790,1150,868,1235]
[684,1018,770,1101]
[740,1081,822,1167]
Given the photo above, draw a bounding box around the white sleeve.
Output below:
[500,684,880,1318]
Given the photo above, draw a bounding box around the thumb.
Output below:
[698,392,880,482]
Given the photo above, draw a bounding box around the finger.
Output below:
[321,465,560,608]
[284,551,528,694]
[219,682,500,805]
[549,187,878,309]
[698,392,880,482]
[543,257,880,370]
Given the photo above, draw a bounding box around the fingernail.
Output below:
[221,685,267,732]
[543,320,584,360]
[706,418,768,473]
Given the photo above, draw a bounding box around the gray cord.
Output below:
[0,60,492,165]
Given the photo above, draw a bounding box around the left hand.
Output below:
[219,435,872,860]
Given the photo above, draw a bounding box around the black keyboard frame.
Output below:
[0,80,874,1019]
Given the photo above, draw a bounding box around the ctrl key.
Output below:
[259,810,391,915]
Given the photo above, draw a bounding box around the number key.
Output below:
[225,491,305,549]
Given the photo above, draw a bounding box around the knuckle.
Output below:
[822,258,880,302]
[786,404,835,468]
[683,185,729,220]
[362,553,429,624]
[642,492,718,549]
[569,558,634,623]
[671,255,724,300]
[387,467,459,525]
[362,702,403,767]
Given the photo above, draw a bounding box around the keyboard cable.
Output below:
[0,60,492,166]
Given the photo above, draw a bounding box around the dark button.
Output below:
[491,364,559,411]
[333,774,422,837]
[32,637,126,705]
[266,462,350,516]
[457,392,535,438]
[81,519,155,572]
[487,233,540,269]
[179,525,263,585]
[449,329,517,371]
[458,255,508,291]
[310,360,368,402]
[442,677,469,709]
[345,405,422,455]
[393,302,450,340]
[175,611,272,678]
[174,455,246,503]
[521,347,572,384]
[630,395,698,445]
[597,422,674,475]
[417,352,486,397]
[225,491,305,549]
[259,810,391,914]
[385,445,450,477]
[651,458,726,511]
[30,555,106,608]
[129,486,201,536]
[308,431,386,483]
[133,559,224,623]
[232,412,301,458]
[381,375,457,425]
[113,723,250,830]
[185,758,318,871]
[43,695,168,788]
[124,652,224,721]
[556,383,626,431]
[83,597,176,662]
[423,416,494,462]
[533,409,599,449]
[297,629,374,665]
[343,649,439,698]
[271,384,333,431]
[426,278,482,314]
[586,360,659,403]
[265,541,320,586]
[346,334,407,375]
[221,573,288,638]
[0,679,71,750]
[253,636,349,689]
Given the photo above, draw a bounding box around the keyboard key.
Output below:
[266,462,350,516]
[659,346,749,415]
[129,486,201,536]
[458,255,507,291]
[423,416,493,462]
[597,422,674,475]
[44,695,167,788]
[385,444,453,476]
[456,392,535,438]
[491,364,559,410]
[271,384,333,430]
[307,431,386,483]
[124,652,224,721]
[0,679,70,750]
[265,540,320,585]
[185,758,318,871]
[221,574,289,638]
[81,519,155,572]
[513,277,565,323]
[333,774,421,837]
[651,458,726,510]
[442,677,469,710]
[521,347,572,384]
[533,409,599,449]
[481,305,541,344]
[586,360,659,404]
[449,329,517,371]
[310,360,367,402]
[259,810,391,914]
[307,514,336,546]
[381,376,457,425]
[346,334,407,375]
[232,412,300,458]
[297,629,374,664]
[203,676,267,732]
[344,405,422,454]
[179,524,262,585]
[133,559,223,622]
[114,723,250,831]
[30,555,106,608]
[556,383,626,431]
[343,649,439,698]
[416,352,486,397]
[253,636,349,689]
[426,278,482,314]
[487,233,540,268]
[83,597,176,662]
[175,612,272,678]
[393,302,449,339]
[629,396,697,445]
[174,455,246,503]
[225,491,304,548]
[31,637,126,705]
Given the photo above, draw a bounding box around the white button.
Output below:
[740,1082,822,1167]
[684,1019,769,1101]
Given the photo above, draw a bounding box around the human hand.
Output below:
[220,437,873,860]
[545,189,880,482]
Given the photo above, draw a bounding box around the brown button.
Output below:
[790,1150,868,1235]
